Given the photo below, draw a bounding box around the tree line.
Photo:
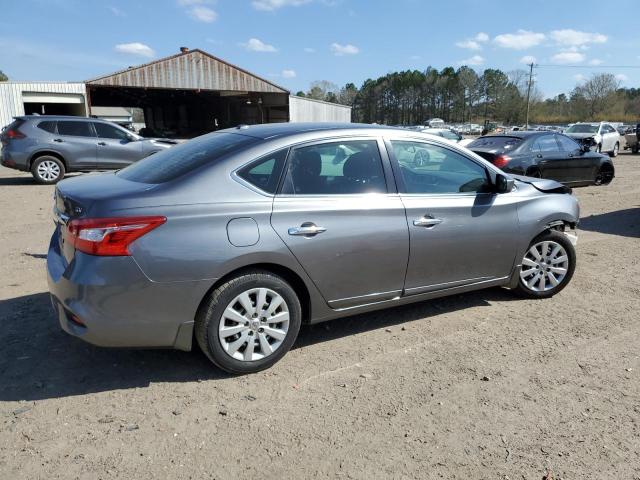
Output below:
[297,69,640,125]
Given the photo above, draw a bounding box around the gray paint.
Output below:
[47,123,580,351]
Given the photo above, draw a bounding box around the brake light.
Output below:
[66,216,166,256]
[5,128,25,139]
[493,155,511,169]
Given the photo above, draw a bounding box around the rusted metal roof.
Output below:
[86,49,289,94]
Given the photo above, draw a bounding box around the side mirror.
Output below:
[495,173,515,193]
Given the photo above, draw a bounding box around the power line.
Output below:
[535,64,640,69]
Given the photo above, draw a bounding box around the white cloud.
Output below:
[589,58,603,65]
[615,74,628,82]
[187,5,217,22]
[456,40,481,51]
[493,30,545,50]
[114,42,155,58]
[304,47,315,53]
[252,0,311,10]
[475,32,489,42]
[109,6,125,16]
[552,51,585,64]
[458,55,484,66]
[242,38,278,52]
[550,29,607,47]
[520,55,536,64]
[574,74,587,83]
[282,69,296,78]
[330,43,359,56]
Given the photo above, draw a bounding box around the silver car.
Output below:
[0,115,175,184]
[47,124,580,374]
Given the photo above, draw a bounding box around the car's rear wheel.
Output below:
[515,230,576,299]
[610,142,619,157]
[195,270,301,374]
[31,156,65,184]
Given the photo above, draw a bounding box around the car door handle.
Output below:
[413,216,443,228]
[97,142,107,146]
[288,224,327,236]
[53,138,64,143]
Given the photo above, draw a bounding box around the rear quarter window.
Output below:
[237,149,288,194]
[37,121,57,134]
[117,132,258,184]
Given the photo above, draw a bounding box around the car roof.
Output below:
[480,131,551,140]
[16,115,114,123]
[217,122,406,140]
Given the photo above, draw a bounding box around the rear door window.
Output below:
[37,121,57,134]
[117,132,258,184]
[57,121,95,138]
[237,149,288,194]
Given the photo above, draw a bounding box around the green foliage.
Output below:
[0,70,8,82]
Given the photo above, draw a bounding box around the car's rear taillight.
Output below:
[493,155,511,169]
[65,216,166,256]
[5,128,26,139]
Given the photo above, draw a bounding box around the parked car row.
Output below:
[1,115,177,184]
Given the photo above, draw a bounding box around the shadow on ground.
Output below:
[0,288,517,401]
[579,207,640,238]
[0,176,37,186]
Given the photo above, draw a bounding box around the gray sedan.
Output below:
[47,123,580,374]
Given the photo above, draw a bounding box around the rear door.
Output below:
[93,122,143,169]
[270,138,409,309]
[387,138,519,294]
[55,120,98,170]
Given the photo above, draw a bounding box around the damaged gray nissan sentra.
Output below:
[47,123,579,374]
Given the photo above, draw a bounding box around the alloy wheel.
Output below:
[37,160,61,182]
[519,240,569,292]
[218,288,290,362]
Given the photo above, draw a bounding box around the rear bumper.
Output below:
[1,147,29,171]
[46,228,211,351]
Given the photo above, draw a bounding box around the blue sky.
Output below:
[1,0,638,98]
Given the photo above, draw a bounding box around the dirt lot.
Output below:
[0,153,638,479]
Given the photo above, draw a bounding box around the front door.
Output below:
[270,138,409,309]
[387,138,519,294]
[93,122,143,169]
[532,134,571,182]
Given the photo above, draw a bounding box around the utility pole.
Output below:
[525,62,534,130]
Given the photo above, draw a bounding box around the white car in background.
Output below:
[564,122,621,157]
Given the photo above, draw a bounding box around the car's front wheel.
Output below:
[515,230,576,299]
[31,156,65,184]
[610,142,619,157]
[195,270,302,374]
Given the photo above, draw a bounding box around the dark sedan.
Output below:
[467,132,614,186]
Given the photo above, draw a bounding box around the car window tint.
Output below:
[57,121,95,138]
[117,132,258,184]
[94,122,130,140]
[556,135,580,152]
[237,149,288,194]
[391,140,489,194]
[37,121,57,134]
[281,140,386,195]
[532,135,559,152]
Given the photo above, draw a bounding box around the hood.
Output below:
[565,132,599,140]
[511,174,572,194]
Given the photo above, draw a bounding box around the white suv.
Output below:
[564,122,620,157]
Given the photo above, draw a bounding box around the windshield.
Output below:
[565,124,599,134]
[117,132,258,183]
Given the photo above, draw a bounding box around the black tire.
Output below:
[609,142,619,158]
[594,163,614,186]
[632,145,639,154]
[514,230,576,299]
[31,155,65,184]
[195,270,302,374]
[596,144,602,153]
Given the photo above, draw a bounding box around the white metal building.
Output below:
[289,96,351,123]
[0,82,87,128]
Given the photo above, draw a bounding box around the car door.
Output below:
[54,120,98,170]
[93,122,143,169]
[601,124,618,152]
[555,134,597,182]
[270,138,409,309]
[532,134,570,182]
[387,138,519,294]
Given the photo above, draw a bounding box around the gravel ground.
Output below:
[0,152,639,479]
